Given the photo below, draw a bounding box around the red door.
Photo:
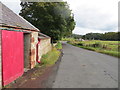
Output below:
[2,30,24,86]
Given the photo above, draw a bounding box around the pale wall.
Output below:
[38,38,52,62]
[30,32,38,69]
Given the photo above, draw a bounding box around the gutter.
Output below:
[0,28,31,33]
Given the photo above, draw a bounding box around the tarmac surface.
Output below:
[52,42,118,88]
[6,42,118,88]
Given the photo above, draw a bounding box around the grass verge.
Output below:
[69,42,120,58]
[40,47,61,66]
[55,42,62,49]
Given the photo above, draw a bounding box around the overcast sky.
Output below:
[0,0,119,35]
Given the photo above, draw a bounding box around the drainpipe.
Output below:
[36,38,41,63]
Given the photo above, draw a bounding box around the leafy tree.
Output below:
[82,33,103,40]
[19,2,75,42]
[82,32,119,41]
[72,34,83,39]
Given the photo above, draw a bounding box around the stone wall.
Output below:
[30,32,38,69]
[38,38,52,62]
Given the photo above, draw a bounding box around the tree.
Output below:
[82,33,103,40]
[72,34,83,39]
[82,32,119,41]
[19,2,75,42]
[102,32,119,41]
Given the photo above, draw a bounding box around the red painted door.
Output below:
[2,30,24,86]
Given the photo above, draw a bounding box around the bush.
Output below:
[91,42,101,47]
[77,43,83,46]
[102,44,107,49]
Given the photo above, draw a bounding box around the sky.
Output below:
[0,0,119,35]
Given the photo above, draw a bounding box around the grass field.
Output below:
[68,40,120,58]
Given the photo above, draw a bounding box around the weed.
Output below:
[40,47,60,66]
[55,42,62,49]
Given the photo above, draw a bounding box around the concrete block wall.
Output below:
[38,38,52,61]
[30,32,38,69]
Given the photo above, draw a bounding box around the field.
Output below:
[68,40,120,58]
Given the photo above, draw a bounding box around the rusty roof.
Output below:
[0,2,39,31]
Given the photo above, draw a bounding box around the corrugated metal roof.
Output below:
[0,2,39,31]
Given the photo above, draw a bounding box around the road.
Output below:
[52,42,118,88]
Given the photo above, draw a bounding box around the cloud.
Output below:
[65,0,119,34]
[73,26,118,35]
[0,0,21,14]
[0,0,119,35]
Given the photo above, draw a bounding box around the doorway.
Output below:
[24,33,31,70]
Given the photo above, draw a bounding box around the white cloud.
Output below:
[0,0,119,35]
[0,0,21,14]
[66,0,119,35]
[73,26,118,35]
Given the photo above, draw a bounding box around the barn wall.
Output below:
[38,38,52,61]
[30,32,38,69]
[0,30,2,89]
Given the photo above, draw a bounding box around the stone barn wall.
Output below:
[38,38,52,61]
[30,32,38,68]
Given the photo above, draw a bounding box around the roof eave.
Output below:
[0,24,40,32]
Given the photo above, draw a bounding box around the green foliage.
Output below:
[71,34,83,39]
[82,33,102,40]
[19,2,75,42]
[76,43,83,46]
[62,37,75,41]
[101,32,119,41]
[55,42,62,49]
[40,47,60,66]
[82,32,119,41]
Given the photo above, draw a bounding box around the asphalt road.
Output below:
[52,42,118,88]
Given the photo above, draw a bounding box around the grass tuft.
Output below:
[40,47,60,66]
[55,42,62,49]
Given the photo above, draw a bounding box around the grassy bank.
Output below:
[55,42,62,49]
[40,44,61,66]
[69,40,120,58]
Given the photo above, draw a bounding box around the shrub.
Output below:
[77,43,83,46]
[91,42,101,47]
[102,44,107,49]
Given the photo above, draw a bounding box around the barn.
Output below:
[0,2,52,88]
